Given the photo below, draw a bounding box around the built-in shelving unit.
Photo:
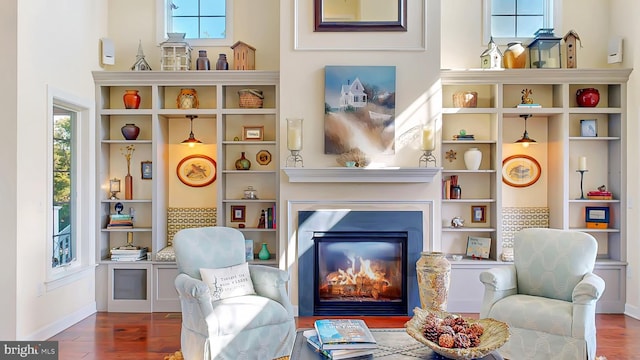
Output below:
[440,68,631,313]
[93,71,279,312]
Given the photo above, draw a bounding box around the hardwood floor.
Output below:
[49,312,640,359]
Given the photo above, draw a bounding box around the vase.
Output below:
[464,147,482,170]
[121,123,140,140]
[235,152,251,170]
[576,88,600,107]
[503,42,527,69]
[196,50,210,70]
[125,173,133,200]
[258,243,270,260]
[215,54,228,70]
[123,90,141,109]
[416,252,451,311]
[177,88,199,109]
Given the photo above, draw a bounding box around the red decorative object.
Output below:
[576,88,600,107]
[123,90,141,109]
[125,174,133,200]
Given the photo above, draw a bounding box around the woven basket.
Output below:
[405,307,509,360]
[238,89,264,108]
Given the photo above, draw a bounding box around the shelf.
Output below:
[237,228,277,232]
[568,199,620,203]
[441,169,496,174]
[570,227,620,233]
[222,170,277,174]
[568,137,620,141]
[283,167,441,183]
[102,139,153,144]
[223,199,276,203]
[102,227,152,232]
[442,140,497,144]
[222,141,277,145]
[102,199,152,203]
[442,227,496,232]
[442,199,495,203]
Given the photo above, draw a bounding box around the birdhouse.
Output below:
[528,28,562,68]
[480,37,503,69]
[563,30,581,69]
[159,33,192,71]
[231,41,256,70]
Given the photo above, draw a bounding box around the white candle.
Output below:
[421,127,435,151]
[287,118,303,151]
[579,156,587,171]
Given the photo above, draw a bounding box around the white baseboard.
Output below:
[624,303,640,320]
[23,302,96,340]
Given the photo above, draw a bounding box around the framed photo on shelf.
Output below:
[256,150,272,165]
[231,205,246,222]
[176,154,217,187]
[242,125,264,141]
[585,206,609,228]
[466,236,491,259]
[141,161,152,179]
[471,205,487,223]
[580,119,598,137]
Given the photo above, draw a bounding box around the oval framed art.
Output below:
[176,154,217,187]
[502,154,541,187]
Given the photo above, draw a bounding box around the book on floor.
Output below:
[313,319,377,350]
[303,330,375,359]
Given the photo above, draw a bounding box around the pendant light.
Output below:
[515,114,536,148]
[182,115,202,147]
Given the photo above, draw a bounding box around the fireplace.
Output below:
[298,210,422,316]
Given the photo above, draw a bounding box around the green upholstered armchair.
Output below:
[479,228,605,360]
[173,227,295,360]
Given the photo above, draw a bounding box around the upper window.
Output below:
[52,107,75,269]
[157,0,234,46]
[483,0,558,45]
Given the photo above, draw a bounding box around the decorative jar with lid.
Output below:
[243,186,258,200]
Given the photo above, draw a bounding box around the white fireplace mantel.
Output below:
[282,167,441,183]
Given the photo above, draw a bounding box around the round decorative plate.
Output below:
[176,154,217,187]
[502,154,541,187]
[405,307,510,360]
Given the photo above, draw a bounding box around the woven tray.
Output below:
[238,89,264,108]
[405,307,509,360]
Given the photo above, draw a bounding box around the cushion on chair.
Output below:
[514,228,597,302]
[200,263,256,301]
[489,294,573,337]
[211,295,293,336]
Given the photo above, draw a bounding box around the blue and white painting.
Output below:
[324,66,396,155]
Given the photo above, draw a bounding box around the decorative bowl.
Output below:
[405,307,510,360]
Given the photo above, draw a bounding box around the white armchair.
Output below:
[479,228,605,360]
[173,227,295,360]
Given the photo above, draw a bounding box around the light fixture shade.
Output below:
[516,114,537,146]
[182,115,202,146]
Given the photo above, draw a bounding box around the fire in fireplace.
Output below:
[298,210,423,316]
[314,232,407,315]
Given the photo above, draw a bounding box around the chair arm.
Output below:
[249,264,295,317]
[174,273,215,319]
[572,272,606,305]
[479,265,517,318]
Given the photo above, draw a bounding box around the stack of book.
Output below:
[107,214,133,229]
[587,190,613,200]
[303,319,377,359]
[110,247,147,261]
[452,134,475,141]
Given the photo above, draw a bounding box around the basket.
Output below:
[453,91,478,108]
[238,89,264,108]
[405,307,510,360]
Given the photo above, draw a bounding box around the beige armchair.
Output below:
[479,228,605,360]
[173,227,295,360]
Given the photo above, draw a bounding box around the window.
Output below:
[46,86,94,289]
[157,0,234,46]
[483,0,559,44]
[52,107,75,268]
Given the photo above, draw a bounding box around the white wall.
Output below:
[0,0,108,340]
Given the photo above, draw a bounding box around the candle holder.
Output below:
[286,118,304,167]
[576,170,588,200]
[109,178,121,200]
[419,150,437,167]
[286,150,304,167]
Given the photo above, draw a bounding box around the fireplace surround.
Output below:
[297,210,423,316]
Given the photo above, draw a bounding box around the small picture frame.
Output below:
[585,206,610,223]
[242,125,264,141]
[141,161,152,180]
[466,236,491,259]
[244,239,254,261]
[471,205,487,223]
[580,119,598,137]
[231,205,246,222]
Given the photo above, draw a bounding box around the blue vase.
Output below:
[258,243,270,260]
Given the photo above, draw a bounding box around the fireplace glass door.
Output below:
[313,232,407,315]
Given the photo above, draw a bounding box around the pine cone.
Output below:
[469,323,485,337]
[438,333,455,348]
[438,325,455,337]
[468,333,481,347]
[454,333,471,349]
[423,323,440,342]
